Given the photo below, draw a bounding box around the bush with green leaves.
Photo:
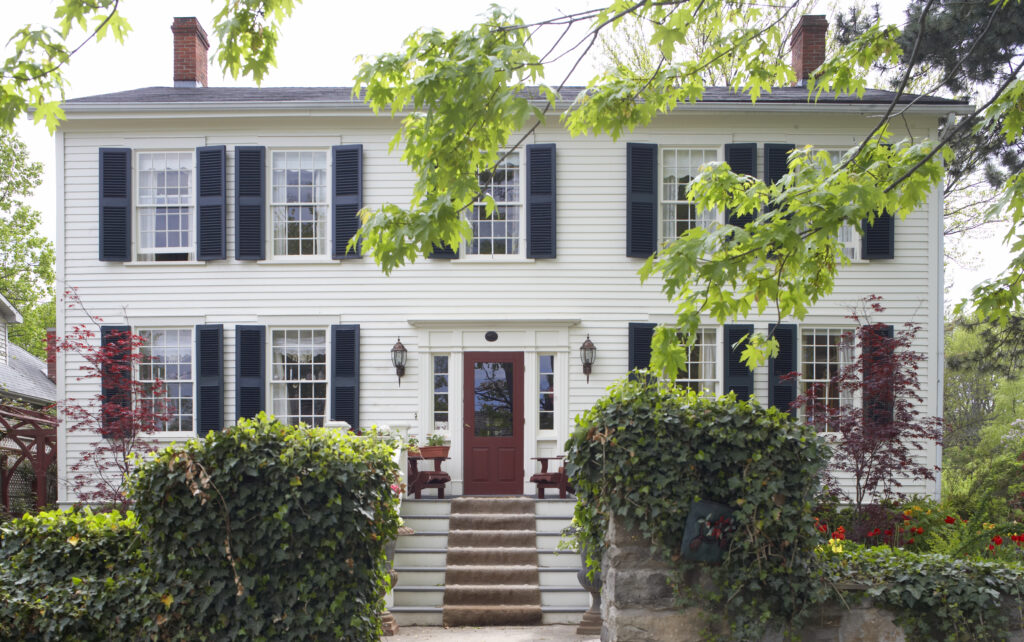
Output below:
[821,543,1024,641]
[0,507,173,640]
[129,413,402,640]
[565,377,831,638]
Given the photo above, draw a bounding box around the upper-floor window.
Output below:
[827,150,861,260]
[467,152,523,256]
[270,328,327,426]
[674,327,718,394]
[136,152,194,261]
[271,151,329,257]
[661,148,718,243]
[137,328,194,432]
[800,327,854,431]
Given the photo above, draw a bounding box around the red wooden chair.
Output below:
[529,456,571,499]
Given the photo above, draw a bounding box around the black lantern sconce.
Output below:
[580,335,597,383]
[391,338,408,385]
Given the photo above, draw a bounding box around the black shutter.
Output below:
[235,146,266,260]
[863,324,895,427]
[723,324,754,399]
[332,144,363,259]
[626,143,658,257]
[768,323,798,415]
[196,145,226,260]
[628,322,657,372]
[235,325,265,422]
[764,144,795,186]
[98,148,131,262]
[428,243,459,259]
[861,212,895,259]
[195,324,224,436]
[526,143,557,259]
[100,325,132,436]
[331,324,360,429]
[725,143,757,227]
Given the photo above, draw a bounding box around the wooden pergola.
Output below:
[0,404,58,511]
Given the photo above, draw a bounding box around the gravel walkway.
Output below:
[394,625,600,640]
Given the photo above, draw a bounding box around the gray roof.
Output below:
[64,85,967,106]
[0,344,56,407]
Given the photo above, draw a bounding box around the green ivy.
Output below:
[565,376,832,639]
[822,543,1024,641]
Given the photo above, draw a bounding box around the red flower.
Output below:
[945,516,956,524]
[993,535,1004,546]
[815,521,828,533]
[390,484,401,495]
[989,544,996,551]
[884,529,893,536]
[915,527,924,535]
[907,538,915,544]
[867,528,880,537]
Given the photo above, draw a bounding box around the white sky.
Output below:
[5,0,1014,310]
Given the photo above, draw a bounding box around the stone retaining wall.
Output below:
[600,515,1024,642]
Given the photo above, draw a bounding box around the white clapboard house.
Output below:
[55,16,965,507]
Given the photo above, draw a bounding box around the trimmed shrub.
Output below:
[0,508,170,640]
[566,377,831,638]
[129,413,401,640]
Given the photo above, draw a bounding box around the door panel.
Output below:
[463,352,524,495]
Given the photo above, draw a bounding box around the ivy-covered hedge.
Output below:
[565,377,831,637]
[0,414,400,641]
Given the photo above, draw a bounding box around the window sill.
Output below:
[453,256,535,264]
[257,257,342,265]
[150,431,197,440]
[124,261,206,267]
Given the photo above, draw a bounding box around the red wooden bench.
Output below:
[529,456,571,499]
[407,455,451,499]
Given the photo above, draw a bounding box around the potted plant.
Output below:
[418,433,450,459]
[404,437,420,458]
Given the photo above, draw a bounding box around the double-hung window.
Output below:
[270,151,329,257]
[467,153,523,256]
[661,148,718,243]
[137,328,194,432]
[827,150,862,260]
[136,152,194,261]
[270,329,327,427]
[674,328,719,394]
[800,327,855,431]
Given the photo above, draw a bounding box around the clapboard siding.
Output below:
[58,110,944,502]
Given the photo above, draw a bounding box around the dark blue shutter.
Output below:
[863,323,895,427]
[628,322,657,373]
[235,146,266,260]
[725,143,757,227]
[428,242,459,259]
[723,324,754,399]
[195,324,223,436]
[332,144,362,259]
[862,212,895,259]
[98,148,131,261]
[196,145,226,260]
[626,143,658,257]
[768,324,798,415]
[235,325,265,422]
[764,144,794,186]
[331,324,359,429]
[100,325,132,436]
[526,143,556,259]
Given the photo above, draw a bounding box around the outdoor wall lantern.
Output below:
[391,338,408,385]
[580,335,597,383]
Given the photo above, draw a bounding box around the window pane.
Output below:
[137,152,194,261]
[271,328,327,427]
[270,151,329,256]
[138,328,193,431]
[433,355,449,431]
[674,328,717,394]
[468,153,521,256]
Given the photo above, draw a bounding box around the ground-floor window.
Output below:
[270,328,327,427]
[800,327,855,431]
[137,328,194,431]
[675,328,718,394]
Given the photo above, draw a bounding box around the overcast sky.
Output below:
[5,0,1012,309]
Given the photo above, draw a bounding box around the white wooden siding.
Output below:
[57,109,945,502]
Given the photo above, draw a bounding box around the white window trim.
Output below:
[671,326,722,395]
[133,150,196,263]
[798,326,858,433]
[266,148,332,261]
[659,146,722,247]
[458,150,527,260]
[135,326,196,437]
[267,326,330,428]
[824,149,867,263]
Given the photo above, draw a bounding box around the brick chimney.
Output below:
[791,15,828,85]
[45,327,56,382]
[171,17,209,88]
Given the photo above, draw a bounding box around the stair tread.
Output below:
[392,605,584,613]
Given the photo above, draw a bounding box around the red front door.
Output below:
[463,352,524,495]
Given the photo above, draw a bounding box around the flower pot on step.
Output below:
[418,445,450,459]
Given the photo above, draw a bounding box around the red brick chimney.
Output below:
[171,17,209,88]
[45,327,56,382]
[791,15,828,85]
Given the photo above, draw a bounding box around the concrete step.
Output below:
[534,498,577,518]
[395,549,446,567]
[540,586,591,608]
[391,605,585,627]
[400,498,451,517]
[394,567,445,587]
[537,532,569,550]
[540,567,581,587]
[393,586,444,608]
[401,515,449,533]
[399,532,448,549]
